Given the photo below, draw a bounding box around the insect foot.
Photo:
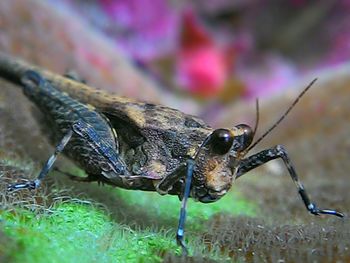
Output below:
[299,189,345,218]
[7,179,40,191]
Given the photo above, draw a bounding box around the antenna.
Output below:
[246,78,318,152]
[252,98,260,139]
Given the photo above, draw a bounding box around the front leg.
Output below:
[155,158,195,256]
[176,159,195,256]
[236,145,344,218]
[156,163,187,194]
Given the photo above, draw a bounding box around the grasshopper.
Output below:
[0,52,343,255]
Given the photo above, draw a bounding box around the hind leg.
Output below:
[236,145,344,218]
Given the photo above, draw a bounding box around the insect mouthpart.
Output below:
[197,189,227,203]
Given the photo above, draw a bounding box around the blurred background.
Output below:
[1,0,350,115]
[0,1,349,262]
[51,0,350,101]
[63,0,350,102]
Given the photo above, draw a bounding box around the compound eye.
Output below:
[209,129,234,155]
[233,124,254,151]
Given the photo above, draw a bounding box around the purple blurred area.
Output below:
[48,0,350,101]
[1,0,350,120]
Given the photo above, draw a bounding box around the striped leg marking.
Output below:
[236,145,344,218]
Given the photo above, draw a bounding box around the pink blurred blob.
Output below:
[176,46,228,96]
[175,10,233,97]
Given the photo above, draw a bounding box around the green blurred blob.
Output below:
[115,188,257,229]
[0,188,256,262]
[0,203,179,263]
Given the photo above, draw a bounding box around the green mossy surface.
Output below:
[1,203,178,263]
[115,188,256,229]
[0,172,257,263]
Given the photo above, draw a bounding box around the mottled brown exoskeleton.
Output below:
[0,53,343,255]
